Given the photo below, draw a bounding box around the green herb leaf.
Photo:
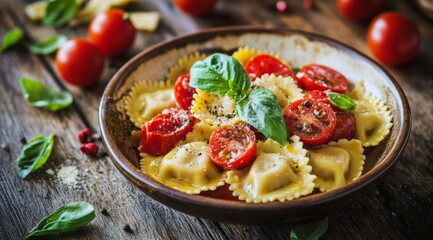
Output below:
[327,92,356,112]
[28,35,68,55]
[25,201,95,238]
[20,77,73,111]
[43,0,78,27]
[236,88,288,145]
[291,66,300,73]
[16,134,54,179]
[1,28,24,52]
[190,53,251,102]
[290,217,328,240]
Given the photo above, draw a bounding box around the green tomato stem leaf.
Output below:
[28,35,68,55]
[16,134,54,179]
[1,28,24,52]
[290,217,328,240]
[25,201,95,238]
[43,0,79,27]
[20,77,73,111]
[327,92,356,112]
[236,88,288,145]
[190,53,251,98]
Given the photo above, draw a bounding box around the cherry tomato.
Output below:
[305,90,331,105]
[138,112,195,155]
[328,108,356,142]
[244,54,300,85]
[200,184,240,201]
[55,38,104,87]
[367,12,420,66]
[337,0,387,21]
[208,125,256,170]
[88,9,136,56]
[298,64,348,93]
[174,74,196,110]
[283,99,337,146]
[174,0,218,16]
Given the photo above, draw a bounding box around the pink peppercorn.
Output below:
[276,1,288,13]
[80,143,99,157]
[78,128,92,143]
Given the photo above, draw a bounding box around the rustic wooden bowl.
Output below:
[99,27,411,224]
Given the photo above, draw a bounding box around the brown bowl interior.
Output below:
[99,27,411,224]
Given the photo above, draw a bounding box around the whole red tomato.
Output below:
[337,0,387,21]
[88,9,136,56]
[55,38,104,87]
[174,0,218,16]
[367,12,420,66]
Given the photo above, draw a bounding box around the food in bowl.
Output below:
[122,36,393,204]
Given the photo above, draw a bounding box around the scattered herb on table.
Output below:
[16,133,54,179]
[0,28,24,52]
[20,77,73,111]
[190,53,288,145]
[43,0,79,27]
[290,217,328,240]
[327,92,356,112]
[28,35,68,55]
[25,201,95,238]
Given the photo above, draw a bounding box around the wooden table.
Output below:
[1,0,432,239]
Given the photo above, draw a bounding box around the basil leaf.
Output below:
[236,88,288,145]
[16,134,54,179]
[291,66,300,73]
[20,77,73,111]
[1,28,24,52]
[28,35,68,55]
[327,92,356,112]
[290,217,328,240]
[25,201,95,238]
[190,53,250,102]
[43,0,78,27]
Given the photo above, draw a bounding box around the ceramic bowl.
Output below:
[99,26,411,224]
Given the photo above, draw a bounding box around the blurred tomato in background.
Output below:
[174,0,218,16]
[337,0,387,21]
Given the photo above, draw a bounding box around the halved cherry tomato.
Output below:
[88,9,136,56]
[208,125,256,170]
[138,112,195,155]
[328,108,356,142]
[55,38,104,87]
[200,184,240,201]
[174,74,196,110]
[244,54,300,85]
[174,0,218,16]
[305,90,331,104]
[283,99,337,146]
[298,64,348,93]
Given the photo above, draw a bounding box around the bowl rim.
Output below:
[99,26,411,213]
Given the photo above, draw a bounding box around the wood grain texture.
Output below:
[1,0,432,239]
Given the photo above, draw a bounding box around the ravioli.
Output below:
[166,52,207,84]
[141,142,226,194]
[348,81,393,147]
[226,136,315,203]
[191,90,241,126]
[253,74,304,108]
[308,139,365,192]
[125,81,176,128]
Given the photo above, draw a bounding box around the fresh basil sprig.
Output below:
[43,0,78,27]
[327,92,356,112]
[28,35,68,55]
[16,134,54,179]
[290,217,328,240]
[190,53,288,145]
[20,77,73,111]
[236,89,287,145]
[25,201,95,238]
[190,53,250,102]
[1,28,24,52]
